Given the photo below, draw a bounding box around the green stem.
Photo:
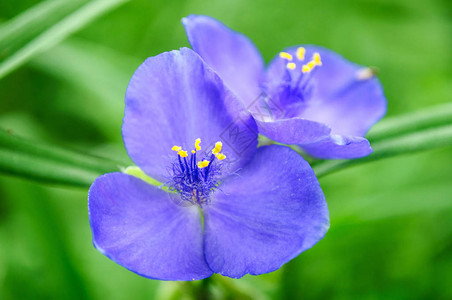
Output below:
[368,102,452,142]
[313,124,452,178]
[197,277,212,300]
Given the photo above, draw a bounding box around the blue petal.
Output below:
[123,48,258,182]
[301,134,372,159]
[256,117,331,144]
[265,45,387,137]
[203,145,329,278]
[88,173,213,281]
[183,15,264,107]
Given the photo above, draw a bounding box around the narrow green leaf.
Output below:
[1,107,451,188]
[368,102,452,141]
[313,124,452,178]
[30,39,139,139]
[0,0,128,79]
[0,0,86,59]
[0,129,126,173]
[0,147,99,187]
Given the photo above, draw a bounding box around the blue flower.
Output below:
[183,15,387,159]
[88,48,329,280]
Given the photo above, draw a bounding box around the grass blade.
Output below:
[0,0,128,79]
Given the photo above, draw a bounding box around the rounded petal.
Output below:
[123,48,258,182]
[301,134,372,159]
[88,173,213,281]
[256,117,331,144]
[265,45,387,136]
[203,145,329,278]
[183,15,264,107]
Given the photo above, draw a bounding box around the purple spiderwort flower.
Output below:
[183,15,387,159]
[88,48,329,280]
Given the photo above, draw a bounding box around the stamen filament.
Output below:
[169,139,226,206]
[184,157,191,182]
[178,155,185,173]
[204,154,216,181]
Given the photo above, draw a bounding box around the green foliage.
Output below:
[0,0,451,299]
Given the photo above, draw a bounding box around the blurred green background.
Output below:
[0,0,451,299]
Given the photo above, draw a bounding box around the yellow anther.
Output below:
[195,138,201,151]
[197,160,210,169]
[191,150,196,154]
[313,52,322,65]
[302,65,311,73]
[286,62,296,70]
[177,150,188,157]
[296,47,306,60]
[307,61,316,69]
[212,141,223,155]
[279,52,293,60]
[171,145,182,152]
[216,153,226,160]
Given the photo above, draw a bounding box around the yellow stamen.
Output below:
[195,138,201,151]
[307,61,316,69]
[313,52,322,65]
[279,52,293,60]
[296,47,306,60]
[212,141,223,155]
[286,62,296,70]
[171,145,182,152]
[215,153,226,160]
[302,65,311,73]
[197,160,210,168]
[177,150,188,157]
[191,150,196,154]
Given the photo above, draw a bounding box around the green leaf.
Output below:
[29,39,139,140]
[313,124,452,178]
[368,102,452,142]
[0,0,86,59]
[0,0,128,79]
[1,106,451,188]
[0,130,126,173]
[0,147,99,187]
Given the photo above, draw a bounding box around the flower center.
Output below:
[279,47,322,76]
[167,138,226,207]
[276,47,323,118]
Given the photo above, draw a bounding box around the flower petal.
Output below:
[88,173,213,281]
[265,45,387,137]
[256,117,331,144]
[183,15,264,107]
[123,48,258,182]
[203,145,329,278]
[301,134,372,159]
